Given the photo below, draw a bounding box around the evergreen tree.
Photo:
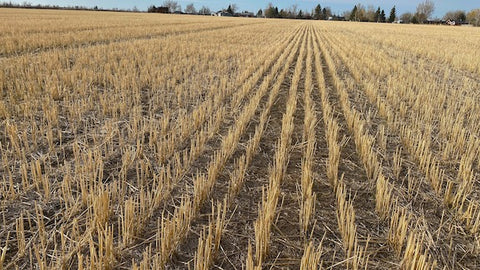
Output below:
[265,5,275,18]
[380,9,386,22]
[314,4,321,19]
[298,10,303,18]
[226,4,233,14]
[388,6,396,22]
[374,7,381,22]
[350,5,357,21]
[322,7,329,19]
[257,9,263,17]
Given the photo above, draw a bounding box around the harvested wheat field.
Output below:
[1,8,480,269]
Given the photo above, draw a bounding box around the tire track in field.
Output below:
[0,20,203,37]
[319,26,480,269]
[0,21,264,59]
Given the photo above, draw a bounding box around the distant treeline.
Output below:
[0,2,138,12]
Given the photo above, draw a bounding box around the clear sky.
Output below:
[7,0,479,18]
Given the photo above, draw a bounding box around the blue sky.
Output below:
[8,1,479,17]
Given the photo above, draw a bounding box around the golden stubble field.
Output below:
[1,8,480,269]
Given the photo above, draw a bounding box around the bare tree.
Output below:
[185,3,196,14]
[289,4,298,18]
[400,12,413,23]
[163,0,181,13]
[365,5,376,22]
[467,9,480,26]
[443,10,466,22]
[416,0,435,23]
[198,6,211,15]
